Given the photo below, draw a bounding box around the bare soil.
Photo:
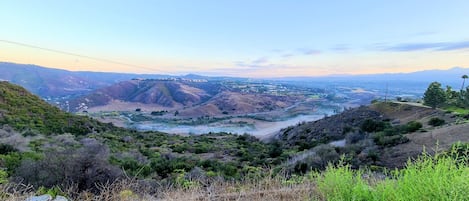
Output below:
[371,102,469,168]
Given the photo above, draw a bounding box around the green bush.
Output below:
[0,169,8,184]
[445,142,469,164]
[360,119,387,133]
[404,121,422,133]
[0,143,17,154]
[428,117,445,126]
[372,132,409,146]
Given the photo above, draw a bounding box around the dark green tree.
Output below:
[445,85,460,105]
[423,82,446,109]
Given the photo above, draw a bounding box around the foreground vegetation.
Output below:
[1,151,467,201]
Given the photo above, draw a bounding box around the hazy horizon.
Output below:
[3,61,469,80]
[1,1,469,77]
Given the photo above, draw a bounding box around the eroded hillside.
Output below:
[66,79,223,112]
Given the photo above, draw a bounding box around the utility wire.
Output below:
[0,39,172,74]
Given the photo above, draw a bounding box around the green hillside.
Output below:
[0,81,113,135]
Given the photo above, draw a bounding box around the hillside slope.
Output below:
[368,102,467,167]
[0,81,113,135]
[179,91,295,117]
[0,62,111,98]
[276,106,384,149]
[0,62,168,98]
[66,79,223,112]
[274,101,469,168]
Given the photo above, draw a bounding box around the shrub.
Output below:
[372,132,409,146]
[445,142,469,164]
[428,117,445,127]
[268,140,283,158]
[0,169,7,184]
[360,119,387,133]
[291,144,340,173]
[150,111,166,116]
[382,127,400,136]
[0,143,17,154]
[171,143,190,153]
[13,141,122,192]
[404,121,422,133]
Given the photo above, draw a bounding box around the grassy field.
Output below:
[443,106,469,115]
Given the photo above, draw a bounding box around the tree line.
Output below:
[424,75,469,109]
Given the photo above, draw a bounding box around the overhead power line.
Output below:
[0,39,172,74]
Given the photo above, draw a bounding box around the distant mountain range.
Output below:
[1,61,468,99]
[0,62,170,98]
[276,67,468,86]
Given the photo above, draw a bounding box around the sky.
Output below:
[1,0,469,77]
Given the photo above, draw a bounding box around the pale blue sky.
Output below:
[1,1,469,77]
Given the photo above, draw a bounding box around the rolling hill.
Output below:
[179,91,296,117]
[65,78,301,117]
[0,62,167,98]
[0,62,247,99]
[0,81,114,135]
[66,79,224,112]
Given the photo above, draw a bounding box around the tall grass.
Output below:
[314,162,373,200]
[314,153,469,201]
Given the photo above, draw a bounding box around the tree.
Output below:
[462,75,469,91]
[424,82,446,109]
[445,85,460,105]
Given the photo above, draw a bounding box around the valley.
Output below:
[0,63,440,140]
[1,63,433,137]
[70,78,384,136]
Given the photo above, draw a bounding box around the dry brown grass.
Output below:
[0,176,319,201]
[0,182,35,201]
[159,178,317,201]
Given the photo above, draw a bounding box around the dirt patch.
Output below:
[381,123,469,168]
[373,101,469,168]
